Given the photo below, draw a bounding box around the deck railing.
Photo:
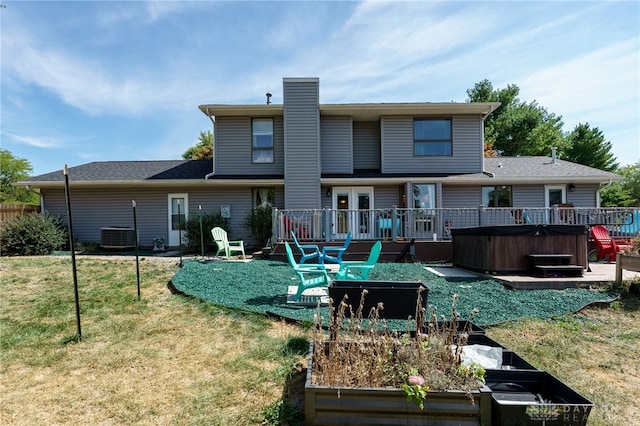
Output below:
[274,206,638,242]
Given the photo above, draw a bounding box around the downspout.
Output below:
[204,107,216,180]
[596,179,613,207]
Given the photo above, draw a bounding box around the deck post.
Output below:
[324,208,331,242]
[391,205,398,242]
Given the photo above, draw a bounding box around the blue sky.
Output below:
[1,0,639,177]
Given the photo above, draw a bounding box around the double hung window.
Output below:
[414,118,452,156]
[252,118,273,163]
[253,188,275,208]
[482,186,512,207]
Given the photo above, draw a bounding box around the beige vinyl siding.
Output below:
[381,116,484,174]
[40,186,275,248]
[284,79,321,209]
[321,116,352,174]
[215,116,284,175]
[42,188,168,246]
[353,121,381,170]
[441,186,480,208]
[373,185,400,209]
[513,185,545,207]
[567,184,599,207]
[514,184,598,208]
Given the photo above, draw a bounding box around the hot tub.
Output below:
[451,225,588,274]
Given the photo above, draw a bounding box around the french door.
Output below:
[331,187,374,239]
[167,193,188,247]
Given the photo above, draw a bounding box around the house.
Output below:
[21,77,624,250]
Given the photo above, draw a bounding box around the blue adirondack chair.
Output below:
[291,231,322,264]
[335,240,382,280]
[322,231,352,264]
[284,241,331,301]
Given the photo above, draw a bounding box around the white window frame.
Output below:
[252,118,274,163]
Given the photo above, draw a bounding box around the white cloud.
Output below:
[2,131,68,149]
[518,38,639,128]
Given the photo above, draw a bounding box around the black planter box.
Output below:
[463,335,537,371]
[486,370,593,426]
[500,350,536,371]
[328,280,427,320]
[429,320,485,335]
[467,333,507,348]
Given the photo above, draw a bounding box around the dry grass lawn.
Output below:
[1,256,309,425]
[1,255,638,425]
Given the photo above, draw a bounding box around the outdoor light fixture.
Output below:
[326,189,331,197]
[568,183,576,192]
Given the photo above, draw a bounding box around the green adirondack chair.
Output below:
[284,241,331,302]
[335,240,382,280]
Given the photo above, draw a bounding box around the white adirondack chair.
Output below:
[211,227,246,260]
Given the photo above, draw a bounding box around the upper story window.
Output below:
[413,119,452,156]
[252,118,274,163]
[482,185,512,207]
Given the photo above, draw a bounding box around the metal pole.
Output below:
[199,205,204,259]
[132,200,141,300]
[63,165,82,341]
[177,200,183,267]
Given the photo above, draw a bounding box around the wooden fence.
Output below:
[0,204,41,225]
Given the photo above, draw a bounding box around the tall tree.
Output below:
[183,130,213,160]
[467,80,565,157]
[0,149,39,204]
[564,123,618,172]
[601,161,640,207]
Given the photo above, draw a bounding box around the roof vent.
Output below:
[551,147,557,164]
[266,92,272,105]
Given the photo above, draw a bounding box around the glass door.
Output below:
[545,185,566,224]
[331,187,374,239]
[167,193,188,247]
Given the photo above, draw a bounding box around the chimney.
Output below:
[551,147,557,164]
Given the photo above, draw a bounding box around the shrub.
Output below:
[183,211,227,253]
[0,213,67,256]
[244,205,273,249]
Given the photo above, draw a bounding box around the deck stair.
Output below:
[527,254,584,278]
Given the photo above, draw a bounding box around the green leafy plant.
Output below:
[244,205,273,249]
[182,211,227,253]
[0,212,67,256]
[402,375,430,410]
[261,399,302,426]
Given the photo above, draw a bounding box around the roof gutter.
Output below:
[596,179,613,207]
[204,107,216,180]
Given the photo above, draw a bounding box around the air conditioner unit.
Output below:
[100,227,136,249]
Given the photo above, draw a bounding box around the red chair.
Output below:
[589,225,631,262]
[282,215,308,239]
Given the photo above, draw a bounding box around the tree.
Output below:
[0,149,39,204]
[182,130,213,160]
[564,123,618,172]
[467,80,565,157]
[601,161,640,207]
